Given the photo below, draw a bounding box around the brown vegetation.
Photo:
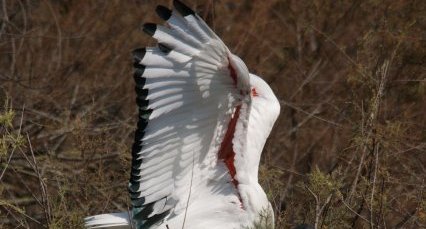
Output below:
[0,0,424,228]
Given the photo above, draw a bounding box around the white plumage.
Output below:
[85,1,280,228]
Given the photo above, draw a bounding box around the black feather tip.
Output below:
[134,66,145,78]
[158,43,172,54]
[133,74,146,86]
[156,5,172,21]
[173,0,195,17]
[132,48,146,63]
[143,23,157,36]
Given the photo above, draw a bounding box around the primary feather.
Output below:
[85,1,280,228]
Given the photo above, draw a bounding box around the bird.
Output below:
[84,0,280,228]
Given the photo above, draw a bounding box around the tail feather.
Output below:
[84,212,131,229]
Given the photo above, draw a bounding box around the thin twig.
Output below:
[26,133,52,226]
[43,0,62,70]
[340,196,372,225]
[0,145,16,181]
[281,100,343,128]
[306,187,332,229]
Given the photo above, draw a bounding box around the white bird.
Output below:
[85,1,280,228]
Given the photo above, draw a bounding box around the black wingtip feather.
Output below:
[131,198,145,207]
[133,74,146,86]
[144,210,172,227]
[137,119,148,129]
[129,189,142,198]
[132,143,142,156]
[128,182,140,193]
[173,0,195,16]
[134,62,145,70]
[134,67,145,78]
[133,203,155,218]
[156,5,172,21]
[130,174,141,184]
[130,197,145,207]
[129,180,141,191]
[134,129,145,142]
[132,158,143,169]
[135,88,149,97]
[136,98,149,109]
[133,48,146,63]
[133,62,145,70]
[158,43,172,54]
[130,169,141,178]
[139,109,152,120]
[143,23,157,36]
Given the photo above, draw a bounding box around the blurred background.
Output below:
[0,0,424,228]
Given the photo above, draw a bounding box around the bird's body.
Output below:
[85,1,280,228]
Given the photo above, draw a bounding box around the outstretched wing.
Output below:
[129,1,253,227]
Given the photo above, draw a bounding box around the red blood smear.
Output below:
[218,105,241,189]
[220,57,243,207]
[251,88,259,97]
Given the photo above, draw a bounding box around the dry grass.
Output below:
[0,0,425,228]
